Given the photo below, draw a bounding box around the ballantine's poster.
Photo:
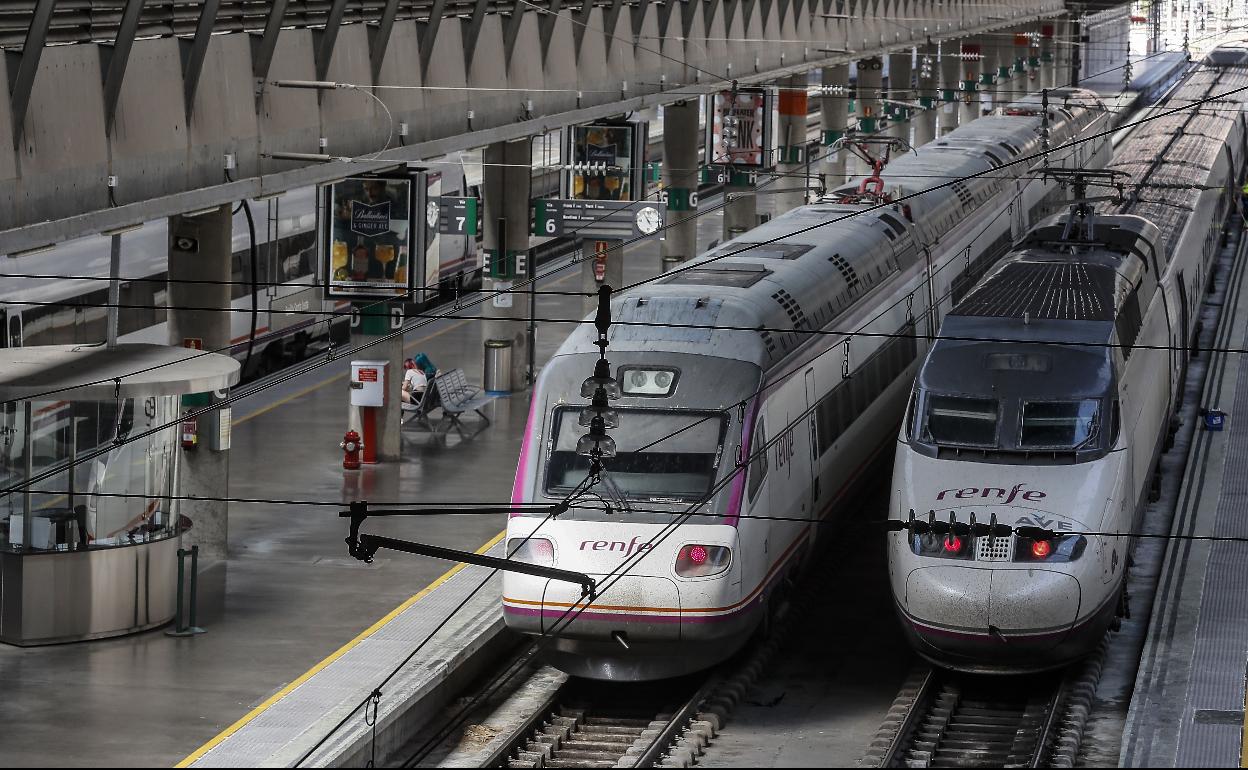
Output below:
[325,175,414,298]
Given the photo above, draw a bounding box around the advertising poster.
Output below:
[325,175,414,298]
[568,123,638,201]
[707,88,770,167]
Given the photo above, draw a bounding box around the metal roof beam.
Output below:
[314,0,351,82]
[369,0,402,82]
[182,0,221,119]
[251,0,289,96]
[101,0,147,135]
[8,0,57,150]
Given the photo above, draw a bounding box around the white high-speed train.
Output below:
[888,50,1248,674]
[504,88,1115,680]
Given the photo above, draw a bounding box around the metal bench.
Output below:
[400,382,439,431]
[431,368,499,436]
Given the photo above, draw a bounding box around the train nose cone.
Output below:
[902,567,1083,671]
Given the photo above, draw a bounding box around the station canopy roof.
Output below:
[0,343,240,401]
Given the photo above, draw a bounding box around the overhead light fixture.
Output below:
[7,243,56,258]
[273,79,343,90]
[185,206,225,218]
[253,191,285,202]
[101,222,144,236]
[262,151,348,163]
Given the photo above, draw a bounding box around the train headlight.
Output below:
[675,544,731,577]
[1015,534,1086,563]
[909,532,974,560]
[508,537,555,566]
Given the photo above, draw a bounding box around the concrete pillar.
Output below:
[168,205,232,560]
[958,39,982,127]
[913,42,939,147]
[849,56,884,186]
[1039,21,1057,91]
[482,139,533,387]
[660,99,699,270]
[886,50,914,149]
[775,73,811,215]
[821,63,851,186]
[939,39,963,136]
[991,35,1014,112]
[722,178,758,242]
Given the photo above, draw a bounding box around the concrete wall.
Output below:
[0,0,1067,236]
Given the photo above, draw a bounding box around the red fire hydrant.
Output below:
[340,430,363,470]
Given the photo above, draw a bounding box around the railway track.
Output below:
[489,676,718,768]
[869,668,1070,768]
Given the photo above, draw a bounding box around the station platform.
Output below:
[1121,232,1248,767]
[0,204,730,767]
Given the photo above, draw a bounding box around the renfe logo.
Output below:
[580,537,653,556]
[936,483,1047,504]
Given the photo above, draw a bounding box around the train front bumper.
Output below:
[896,565,1109,673]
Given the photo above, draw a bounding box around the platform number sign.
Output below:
[437,196,479,236]
[532,199,666,240]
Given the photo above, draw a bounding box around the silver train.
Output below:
[888,49,1248,673]
[504,88,1115,680]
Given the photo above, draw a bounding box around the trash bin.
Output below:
[484,340,513,394]
[661,256,683,273]
[727,226,747,240]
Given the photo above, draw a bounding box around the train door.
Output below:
[1178,274,1191,348]
[804,369,820,512]
[6,310,21,348]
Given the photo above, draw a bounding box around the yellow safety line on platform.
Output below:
[175,529,506,768]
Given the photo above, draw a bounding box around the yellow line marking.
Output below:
[176,529,507,768]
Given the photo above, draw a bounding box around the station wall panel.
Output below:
[466,16,513,131]
[424,18,470,142]
[321,24,385,160]
[12,45,110,229]
[375,21,426,135]
[111,38,188,205]
[188,34,262,184]
[256,30,321,175]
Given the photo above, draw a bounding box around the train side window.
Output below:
[1115,287,1143,358]
[747,419,769,503]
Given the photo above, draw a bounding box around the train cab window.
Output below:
[921,395,999,448]
[1019,399,1101,450]
[747,419,768,502]
[545,408,727,502]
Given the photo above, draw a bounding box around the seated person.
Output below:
[402,358,427,408]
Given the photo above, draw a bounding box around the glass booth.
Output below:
[0,344,238,645]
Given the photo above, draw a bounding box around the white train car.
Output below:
[887,51,1248,674]
[0,160,478,380]
[503,88,1116,681]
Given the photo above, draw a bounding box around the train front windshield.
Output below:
[545,408,727,501]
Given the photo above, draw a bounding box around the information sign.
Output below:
[705,87,775,169]
[532,199,667,241]
[438,196,479,236]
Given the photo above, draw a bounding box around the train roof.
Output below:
[553,100,1107,371]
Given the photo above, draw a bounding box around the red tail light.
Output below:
[1031,539,1052,559]
[675,544,731,578]
[943,535,964,554]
